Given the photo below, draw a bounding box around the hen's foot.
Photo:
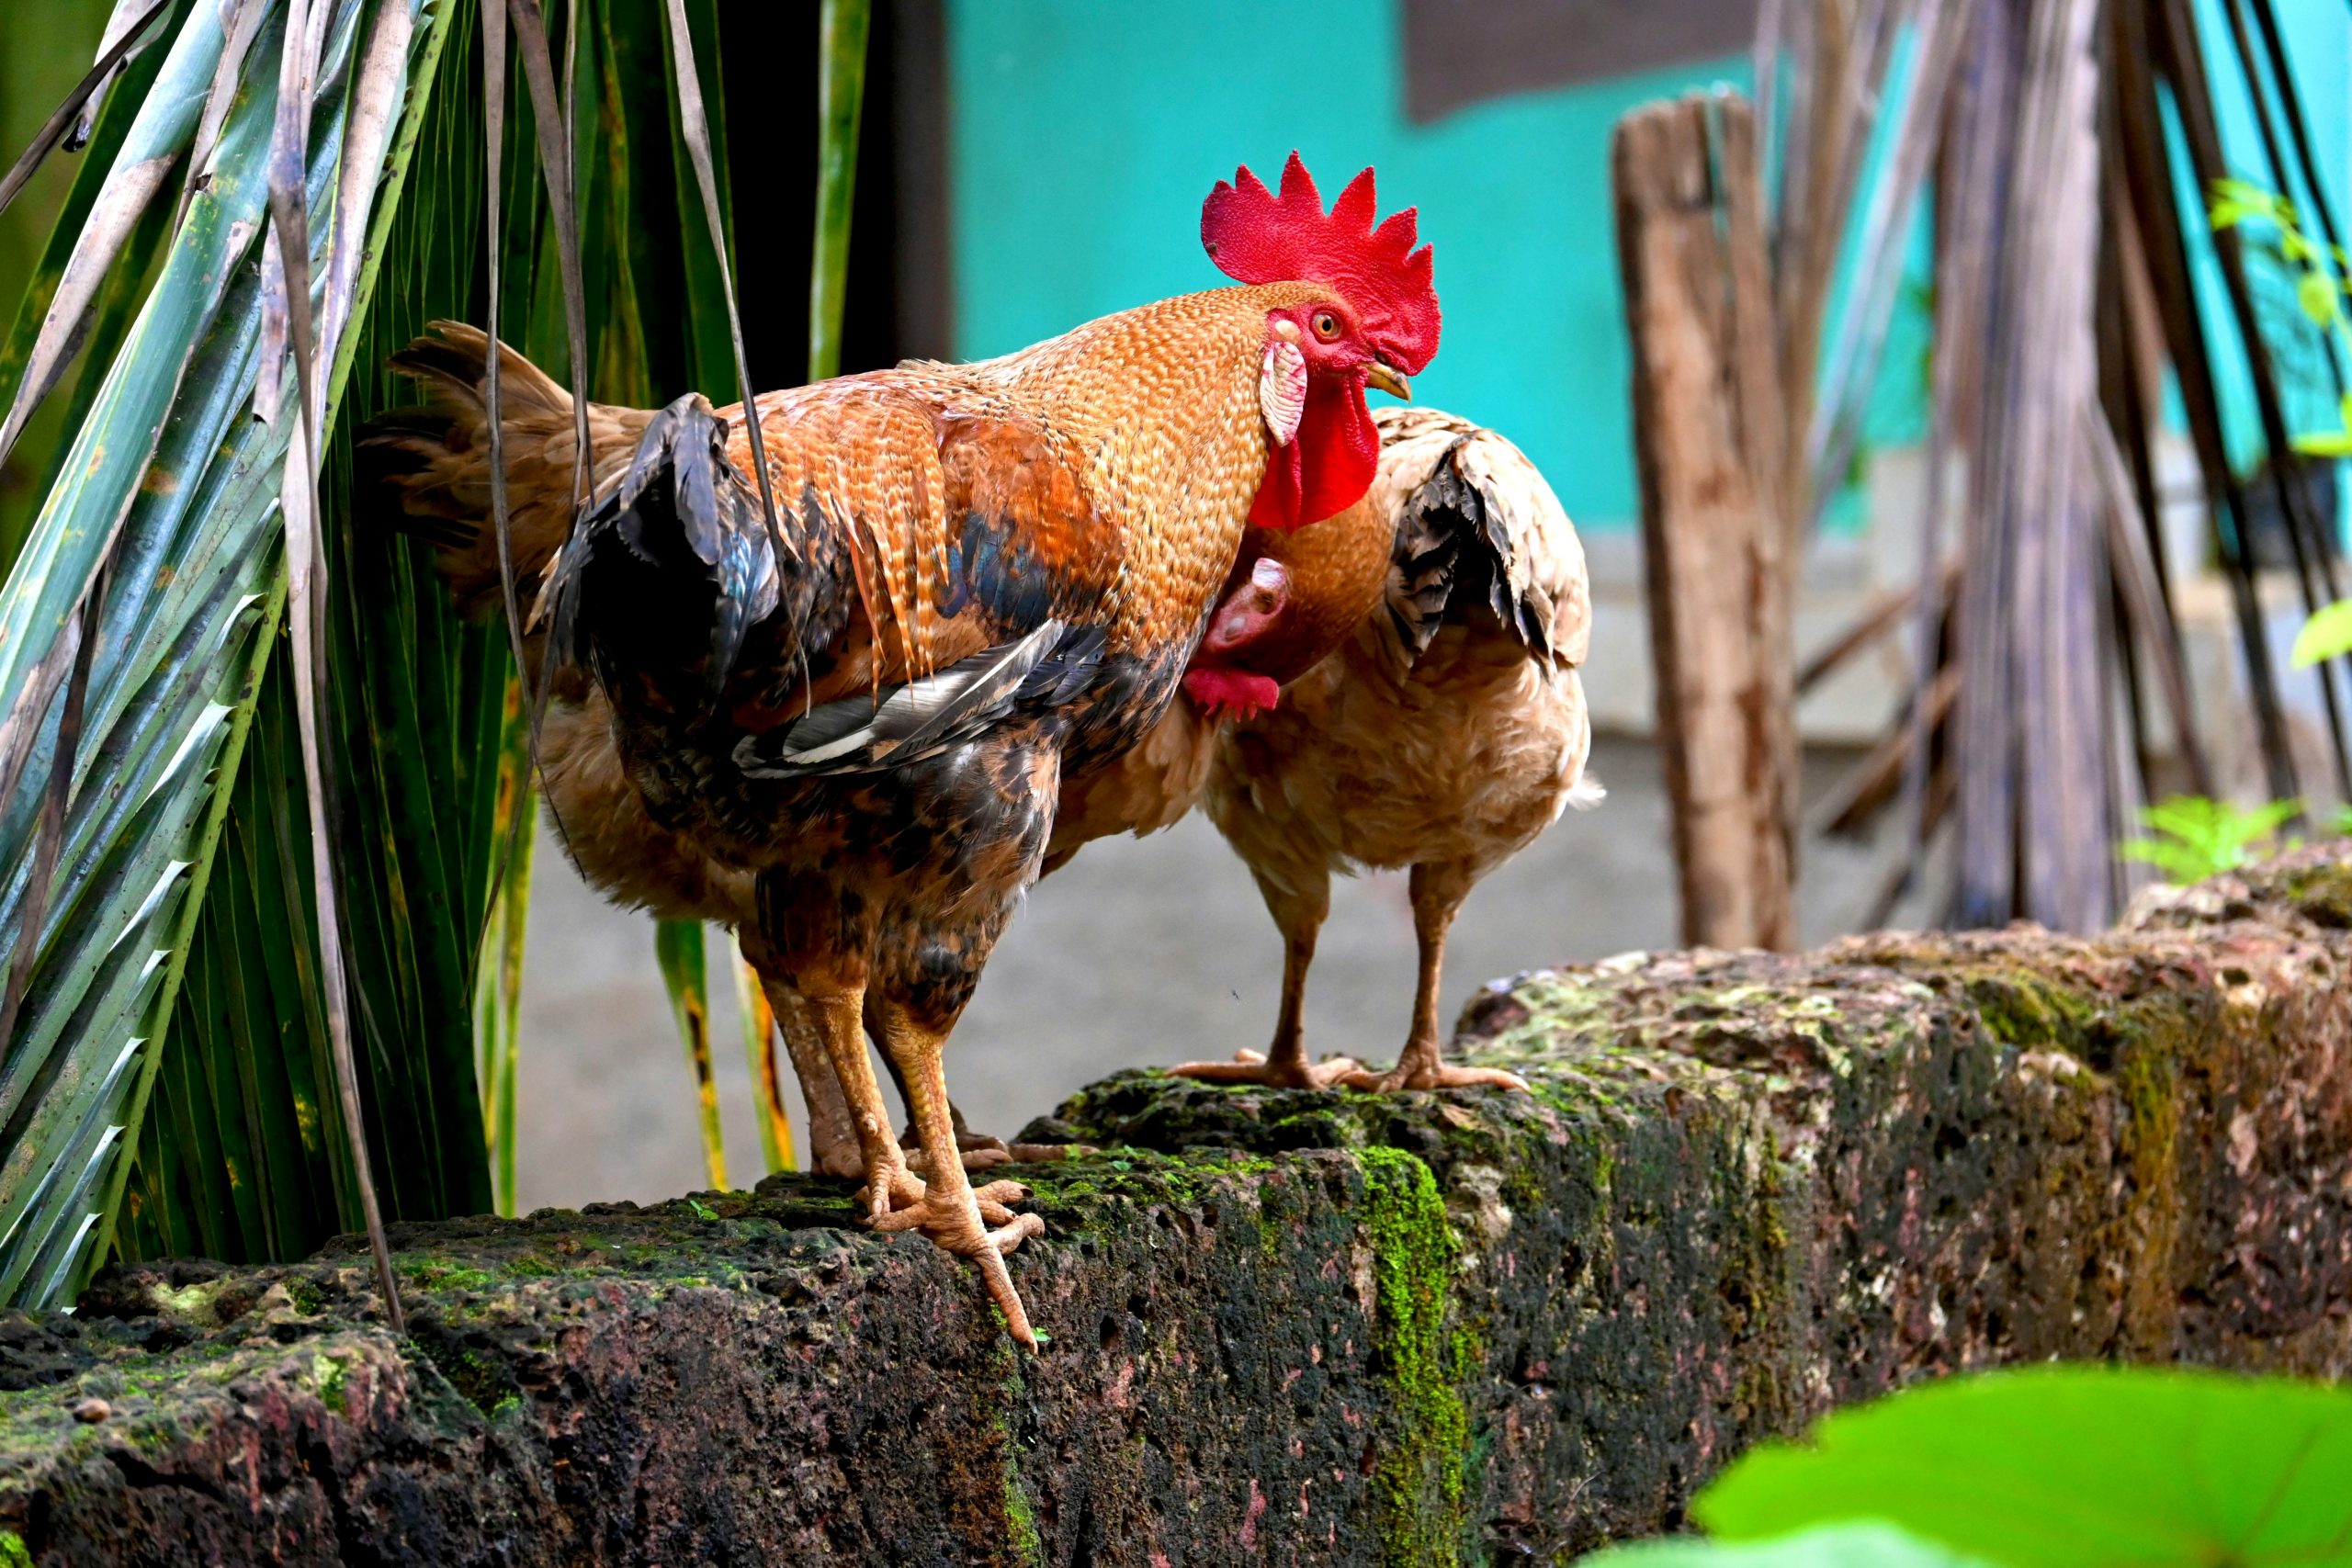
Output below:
[1166,1047,1363,1090]
[1339,1055,1531,1094]
[901,1126,1098,1172]
[873,1179,1048,1344]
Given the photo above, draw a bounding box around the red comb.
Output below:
[1201,152,1440,376]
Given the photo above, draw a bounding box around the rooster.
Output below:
[1170,406,1595,1092]
[368,154,1440,1346]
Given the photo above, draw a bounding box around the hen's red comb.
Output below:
[1201,152,1440,376]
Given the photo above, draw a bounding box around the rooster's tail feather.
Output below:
[362,321,651,619]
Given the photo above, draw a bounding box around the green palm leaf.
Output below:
[0,0,411,1308]
[3,0,804,1298]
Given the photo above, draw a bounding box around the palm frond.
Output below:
[729,931,792,1174]
[0,0,429,1309]
[1758,0,2345,931]
[654,917,726,1191]
[808,0,868,385]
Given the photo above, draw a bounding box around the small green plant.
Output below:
[2210,179,2352,672]
[1586,1366,2352,1565]
[2118,795,2301,884]
[2292,599,2352,669]
[2210,178,2352,460]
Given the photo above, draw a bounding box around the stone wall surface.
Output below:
[2,851,2349,1565]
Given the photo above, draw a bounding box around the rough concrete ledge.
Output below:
[3,850,2349,1565]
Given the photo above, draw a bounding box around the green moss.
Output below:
[310,1352,349,1416]
[400,1258,496,1293]
[2280,862,2352,927]
[413,1335,518,1420]
[0,1530,28,1568]
[1954,964,2104,1048]
[150,1282,223,1325]
[282,1276,326,1316]
[1002,1466,1042,1567]
[1018,1147,1275,1213]
[1357,1147,1473,1568]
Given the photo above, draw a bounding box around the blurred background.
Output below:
[6,0,2348,1215]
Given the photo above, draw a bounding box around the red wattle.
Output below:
[1247,378,1379,532]
[1183,667,1282,720]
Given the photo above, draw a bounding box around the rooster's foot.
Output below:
[872,1178,1047,1342]
[816,1145,869,1182]
[1166,1047,1363,1090]
[869,1166,1034,1231]
[854,1156,929,1226]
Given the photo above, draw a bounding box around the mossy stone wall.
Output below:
[0,851,2347,1564]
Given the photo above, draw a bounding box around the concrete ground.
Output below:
[511,738,1911,1212]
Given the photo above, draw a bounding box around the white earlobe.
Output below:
[1260,339,1307,447]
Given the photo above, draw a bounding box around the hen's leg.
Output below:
[1345,860,1530,1093]
[1170,864,1360,1089]
[872,1000,1046,1347]
[764,980,865,1180]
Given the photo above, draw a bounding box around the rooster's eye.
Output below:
[1310,311,1340,341]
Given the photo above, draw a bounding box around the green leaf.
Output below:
[2291,600,2352,669]
[1694,1367,2352,1567]
[654,918,726,1191]
[2290,429,2352,457]
[808,0,869,385]
[2298,270,2340,328]
[0,0,390,1308]
[1582,1523,1992,1567]
[2118,837,2214,885]
[729,931,793,1173]
[472,675,535,1217]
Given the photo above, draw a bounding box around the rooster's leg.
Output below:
[1345,860,1530,1094]
[1169,865,1361,1089]
[873,1001,1093,1168]
[802,987,928,1222]
[871,999,1046,1347]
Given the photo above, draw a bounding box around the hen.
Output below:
[368,154,1441,1345]
[1174,406,1595,1092]
[1041,494,1396,874]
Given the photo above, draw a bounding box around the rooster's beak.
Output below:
[1363,361,1411,400]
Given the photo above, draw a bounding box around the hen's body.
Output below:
[1042,495,1396,871]
[1193,406,1595,1091]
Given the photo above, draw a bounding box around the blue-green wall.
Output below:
[945,1,1751,534]
[944,2,2350,535]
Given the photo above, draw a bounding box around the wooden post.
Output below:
[1613,92,1800,951]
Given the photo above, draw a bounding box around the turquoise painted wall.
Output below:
[944,3,2350,535]
[944,0,1751,534]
